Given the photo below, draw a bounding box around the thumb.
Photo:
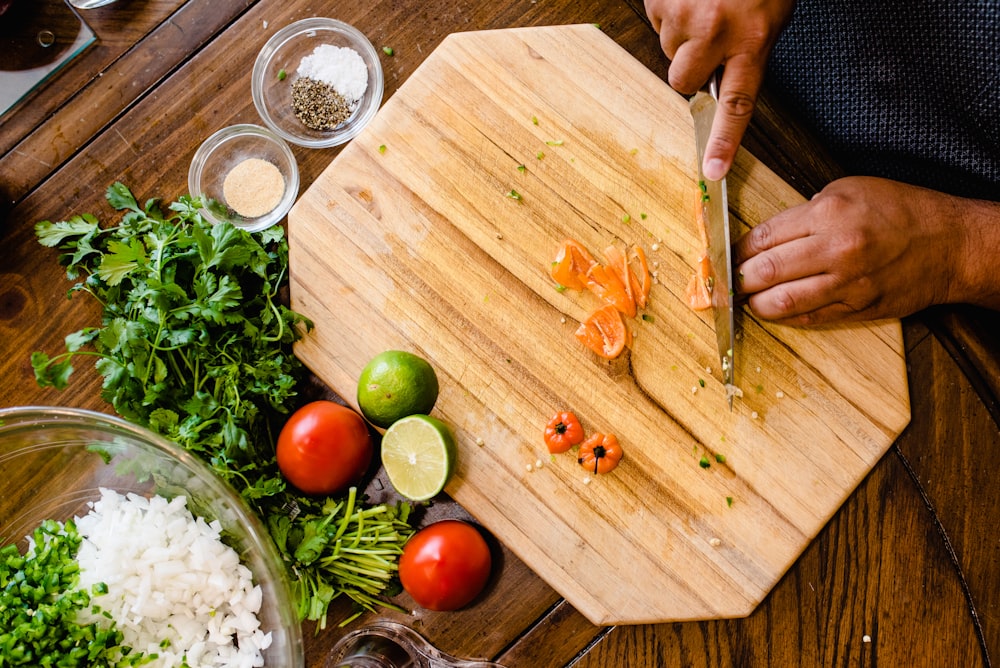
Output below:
[703,56,765,181]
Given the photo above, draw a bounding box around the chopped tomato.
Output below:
[543,411,585,454]
[686,254,713,311]
[627,245,651,309]
[550,239,597,291]
[602,245,637,318]
[578,432,624,474]
[574,304,630,359]
[585,263,633,316]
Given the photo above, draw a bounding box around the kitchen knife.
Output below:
[689,71,737,409]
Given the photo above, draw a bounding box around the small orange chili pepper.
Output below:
[543,411,585,454]
[577,432,623,474]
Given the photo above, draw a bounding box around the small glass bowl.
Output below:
[0,406,304,667]
[252,18,384,148]
[188,124,299,233]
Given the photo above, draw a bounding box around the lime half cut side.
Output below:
[381,415,457,501]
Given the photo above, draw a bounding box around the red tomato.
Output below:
[276,400,373,496]
[399,520,492,611]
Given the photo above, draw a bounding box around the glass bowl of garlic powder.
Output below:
[252,18,384,148]
[188,123,299,232]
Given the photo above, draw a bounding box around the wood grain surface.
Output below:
[3,1,998,665]
[288,24,910,625]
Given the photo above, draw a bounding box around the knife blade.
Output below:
[689,72,737,409]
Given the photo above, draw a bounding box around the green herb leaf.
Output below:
[31,183,406,628]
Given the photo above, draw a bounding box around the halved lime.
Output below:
[381,415,456,501]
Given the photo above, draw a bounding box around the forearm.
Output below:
[949,194,1000,310]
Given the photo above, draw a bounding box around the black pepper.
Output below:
[291,77,352,131]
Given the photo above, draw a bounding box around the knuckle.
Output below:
[836,227,872,260]
[719,89,756,122]
[756,254,779,283]
[668,67,699,94]
[770,285,797,315]
[748,222,773,253]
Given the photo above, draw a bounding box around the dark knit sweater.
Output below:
[767,0,1000,201]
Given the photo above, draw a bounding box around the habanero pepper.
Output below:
[543,411,585,454]
[577,432,623,474]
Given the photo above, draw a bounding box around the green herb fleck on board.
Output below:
[382,46,394,56]
[699,456,711,469]
[378,144,387,154]
[277,69,287,81]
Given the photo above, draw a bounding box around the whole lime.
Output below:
[357,350,440,428]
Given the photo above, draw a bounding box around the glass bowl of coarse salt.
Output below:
[188,123,299,233]
[0,406,304,667]
[252,17,384,148]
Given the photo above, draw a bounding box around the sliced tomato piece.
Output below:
[585,263,633,317]
[550,239,597,291]
[685,254,712,311]
[627,245,651,309]
[601,245,636,318]
[575,304,629,359]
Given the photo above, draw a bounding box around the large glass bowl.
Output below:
[0,406,304,667]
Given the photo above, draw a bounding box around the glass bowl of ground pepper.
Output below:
[188,123,299,233]
[252,18,384,149]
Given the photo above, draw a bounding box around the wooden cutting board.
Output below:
[287,25,910,625]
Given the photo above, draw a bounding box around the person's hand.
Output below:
[644,0,795,180]
[734,176,1000,325]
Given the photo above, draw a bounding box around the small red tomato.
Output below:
[399,520,492,611]
[276,400,373,495]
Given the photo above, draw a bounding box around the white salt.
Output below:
[297,44,368,102]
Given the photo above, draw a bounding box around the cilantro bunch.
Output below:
[33,183,307,500]
[31,184,413,627]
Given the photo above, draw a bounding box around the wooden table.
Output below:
[3,1,1000,665]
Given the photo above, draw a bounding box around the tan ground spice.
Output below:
[222,158,285,218]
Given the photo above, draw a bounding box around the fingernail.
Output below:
[704,158,727,181]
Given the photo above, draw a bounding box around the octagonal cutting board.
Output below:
[287,24,911,625]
